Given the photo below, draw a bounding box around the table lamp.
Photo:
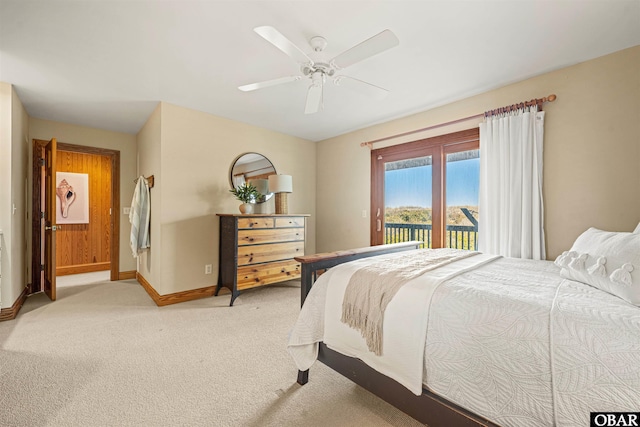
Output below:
[268,174,293,214]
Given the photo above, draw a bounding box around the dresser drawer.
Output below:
[238,228,303,246]
[238,217,274,229]
[236,259,300,290]
[237,241,304,266]
[275,217,305,228]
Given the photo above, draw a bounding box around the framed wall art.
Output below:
[56,172,89,224]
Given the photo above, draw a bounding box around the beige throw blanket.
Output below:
[341,248,477,355]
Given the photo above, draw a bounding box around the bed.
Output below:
[288,228,640,427]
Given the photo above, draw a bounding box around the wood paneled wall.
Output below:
[56,150,112,275]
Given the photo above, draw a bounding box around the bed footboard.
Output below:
[293,241,421,386]
[294,241,422,308]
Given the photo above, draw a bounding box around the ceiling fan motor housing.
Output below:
[309,36,328,52]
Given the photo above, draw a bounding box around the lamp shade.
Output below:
[268,174,293,193]
[248,178,269,198]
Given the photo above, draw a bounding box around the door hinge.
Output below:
[41,264,45,271]
[40,158,45,167]
[41,211,45,219]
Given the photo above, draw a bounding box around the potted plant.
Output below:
[229,183,261,214]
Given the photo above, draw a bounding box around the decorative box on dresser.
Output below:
[216,214,309,306]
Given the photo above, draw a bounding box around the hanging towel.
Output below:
[129,176,151,257]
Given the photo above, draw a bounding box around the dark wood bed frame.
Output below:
[294,241,500,427]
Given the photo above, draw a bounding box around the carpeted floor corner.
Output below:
[0,279,424,426]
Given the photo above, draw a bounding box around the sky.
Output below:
[385,158,479,208]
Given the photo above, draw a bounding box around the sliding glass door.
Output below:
[371,129,479,249]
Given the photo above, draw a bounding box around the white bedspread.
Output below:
[287,252,640,426]
[551,279,640,426]
[289,249,498,394]
[424,257,560,426]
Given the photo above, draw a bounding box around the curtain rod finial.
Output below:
[548,94,557,102]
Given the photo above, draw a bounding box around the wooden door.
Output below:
[44,138,57,301]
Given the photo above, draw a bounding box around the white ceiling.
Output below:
[1,1,639,142]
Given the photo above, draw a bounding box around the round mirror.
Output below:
[229,152,276,203]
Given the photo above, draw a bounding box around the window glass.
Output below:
[384,156,433,247]
[445,149,479,250]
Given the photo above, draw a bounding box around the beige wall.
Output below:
[146,102,316,296]
[12,86,29,308]
[135,104,162,287]
[29,118,139,275]
[0,83,29,309]
[316,46,640,259]
[0,83,8,307]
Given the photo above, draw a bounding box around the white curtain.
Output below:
[478,106,546,260]
[232,174,246,188]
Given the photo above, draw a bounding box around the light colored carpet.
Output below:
[0,279,425,426]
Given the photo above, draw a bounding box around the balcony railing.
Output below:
[384,222,478,251]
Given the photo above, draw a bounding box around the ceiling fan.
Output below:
[238,26,399,114]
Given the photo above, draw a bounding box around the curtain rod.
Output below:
[233,166,274,177]
[360,94,557,148]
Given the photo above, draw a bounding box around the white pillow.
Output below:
[634,222,640,234]
[556,227,640,305]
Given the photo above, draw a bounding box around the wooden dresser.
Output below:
[216,214,308,306]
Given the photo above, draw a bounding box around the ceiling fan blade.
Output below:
[334,75,389,100]
[304,81,323,114]
[238,75,301,92]
[254,26,314,65]
[330,29,399,70]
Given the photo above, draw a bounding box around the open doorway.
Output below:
[31,140,121,297]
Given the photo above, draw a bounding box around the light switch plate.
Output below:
[123,207,131,215]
